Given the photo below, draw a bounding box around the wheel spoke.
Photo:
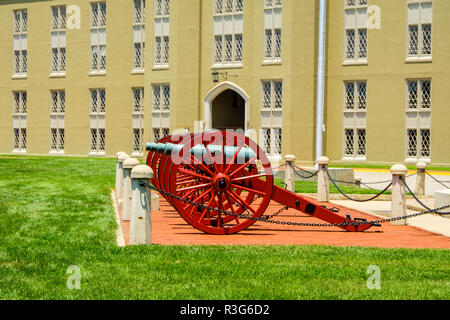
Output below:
[204,144,221,174]
[225,192,240,225]
[198,196,215,223]
[178,168,212,181]
[177,182,212,193]
[183,187,213,211]
[231,183,266,196]
[229,156,257,178]
[232,173,268,183]
[225,144,244,174]
[189,155,215,177]
[227,190,257,215]
[178,188,198,201]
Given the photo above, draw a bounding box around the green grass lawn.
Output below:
[0,156,449,300]
[274,178,392,195]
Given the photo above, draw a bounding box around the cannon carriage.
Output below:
[146,131,376,235]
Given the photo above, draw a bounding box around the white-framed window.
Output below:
[133,0,146,72]
[407,0,432,61]
[12,91,27,153]
[405,79,432,161]
[154,0,169,68]
[13,9,28,77]
[90,2,107,74]
[344,0,368,64]
[151,84,170,142]
[89,89,106,154]
[343,81,367,159]
[132,88,145,155]
[260,80,282,159]
[50,90,66,154]
[51,6,66,75]
[263,0,282,63]
[213,0,244,67]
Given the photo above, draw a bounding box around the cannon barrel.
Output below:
[146,142,257,160]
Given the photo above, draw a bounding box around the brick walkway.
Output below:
[117,197,450,249]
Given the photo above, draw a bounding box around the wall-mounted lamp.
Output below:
[211,69,237,83]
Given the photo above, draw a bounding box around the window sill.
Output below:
[49,151,65,155]
[262,60,282,66]
[89,71,106,76]
[12,74,27,79]
[211,63,243,70]
[131,70,145,75]
[342,157,367,162]
[268,155,282,163]
[405,57,432,64]
[342,60,368,66]
[260,108,283,112]
[344,110,367,113]
[50,73,66,78]
[405,158,431,164]
[12,150,27,154]
[131,152,144,158]
[88,152,106,157]
[152,65,169,70]
[152,110,170,114]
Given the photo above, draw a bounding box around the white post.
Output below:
[355,176,362,188]
[117,153,129,210]
[284,155,296,192]
[115,152,126,200]
[122,158,140,221]
[130,165,154,245]
[391,164,408,226]
[416,161,427,196]
[317,156,330,202]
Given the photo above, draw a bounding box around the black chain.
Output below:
[400,176,450,215]
[426,172,450,190]
[262,205,290,220]
[325,168,393,203]
[292,164,319,179]
[139,181,450,228]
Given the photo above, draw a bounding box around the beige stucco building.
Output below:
[0,0,448,166]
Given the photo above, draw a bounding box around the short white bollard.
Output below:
[117,153,129,210]
[317,156,330,202]
[115,152,126,200]
[130,165,153,245]
[122,158,140,221]
[284,155,296,192]
[416,161,427,196]
[390,164,408,226]
[355,176,362,188]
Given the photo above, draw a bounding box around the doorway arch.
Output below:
[203,81,250,132]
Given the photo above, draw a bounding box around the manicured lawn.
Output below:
[0,156,449,300]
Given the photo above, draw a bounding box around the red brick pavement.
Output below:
[117,197,450,249]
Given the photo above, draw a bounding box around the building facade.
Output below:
[0,0,448,166]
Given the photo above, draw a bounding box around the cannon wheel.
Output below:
[168,131,274,235]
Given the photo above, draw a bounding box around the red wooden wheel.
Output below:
[168,131,274,235]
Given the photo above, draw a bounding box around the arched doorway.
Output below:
[211,89,245,131]
[203,81,250,132]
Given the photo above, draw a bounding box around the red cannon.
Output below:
[146,131,377,235]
